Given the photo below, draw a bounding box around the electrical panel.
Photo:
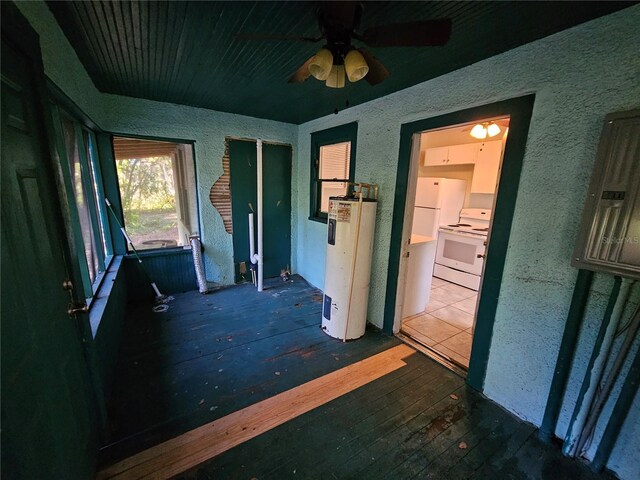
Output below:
[572,109,640,278]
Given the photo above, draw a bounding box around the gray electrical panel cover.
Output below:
[572,109,640,279]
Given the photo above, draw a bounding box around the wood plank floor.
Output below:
[102,275,613,480]
[101,275,398,466]
[99,345,415,479]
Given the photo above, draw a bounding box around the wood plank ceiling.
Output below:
[47,1,633,124]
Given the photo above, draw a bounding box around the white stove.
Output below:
[439,208,491,236]
[435,209,492,290]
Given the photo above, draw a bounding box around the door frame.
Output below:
[383,95,536,391]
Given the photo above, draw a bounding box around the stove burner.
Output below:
[473,227,489,231]
[448,223,472,227]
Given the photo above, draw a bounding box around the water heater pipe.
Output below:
[256,139,264,292]
[249,213,258,265]
[342,190,365,342]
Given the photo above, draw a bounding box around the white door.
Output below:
[412,207,440,238]
[415,177,442,208]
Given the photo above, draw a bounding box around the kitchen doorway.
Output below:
[398,118,510,373]
[382,95,535,387]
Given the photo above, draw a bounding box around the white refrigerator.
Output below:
[412,177,466,237]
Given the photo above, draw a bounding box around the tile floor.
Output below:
[402,276,478,368]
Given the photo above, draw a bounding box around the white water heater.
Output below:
[322,195,377,340]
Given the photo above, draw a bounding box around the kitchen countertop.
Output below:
[410,234,436,244]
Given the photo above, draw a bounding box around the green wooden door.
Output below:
[229,140,292,282]
[1,21,97,480]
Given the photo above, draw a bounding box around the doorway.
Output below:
[229,139,292,283]
[398,118,511,372]
[383,95,535,389]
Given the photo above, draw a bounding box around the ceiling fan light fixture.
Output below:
[344,49,369,82]
[470,123,488,139]
[325,65,346,88]
[309,48,333,81]
[487,122,501,137]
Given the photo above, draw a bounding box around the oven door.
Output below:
[436,230,486,275]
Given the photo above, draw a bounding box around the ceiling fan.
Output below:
[235,2,452,88]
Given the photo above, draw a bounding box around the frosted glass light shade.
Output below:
[487,122,501,137]
[309,48,333,81]
[326,65,346,88]
[344,50,369,82]
[470,124,487,139]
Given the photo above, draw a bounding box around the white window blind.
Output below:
[319,142,351,180]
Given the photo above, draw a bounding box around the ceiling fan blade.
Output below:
[235,33,321,43]
[358,48,389,86]
[288,56,316,84]
[358,19,452,47]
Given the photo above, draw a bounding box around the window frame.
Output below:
[51,107,112,304]
[110,133,200,254]
[309,122,358,223]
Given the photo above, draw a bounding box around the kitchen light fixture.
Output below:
[487,122,501,137]
[470,121,501,139]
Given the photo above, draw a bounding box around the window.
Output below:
[112,137,198,251]
[310,122,357,222]
[57,111,112,299]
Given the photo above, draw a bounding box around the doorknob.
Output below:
[477,254,485,259]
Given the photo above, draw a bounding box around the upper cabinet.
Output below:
[470,141,503,194]
[447,143,478,165]
[423,146,449,166]
[423,140,504,194]
[423,143,478,166]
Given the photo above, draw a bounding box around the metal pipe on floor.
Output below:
[539,269,594,443]
[563,276,633,457]
[190,235,209,294]
[590,338,640,472]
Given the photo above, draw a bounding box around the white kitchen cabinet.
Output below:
[471,140,503,194]
[447,143,477,165]
[423,146,449,166]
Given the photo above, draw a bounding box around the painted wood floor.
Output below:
[101,275,398,466]
[102,275,613,480]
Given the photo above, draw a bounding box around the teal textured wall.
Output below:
[292,6,640,479]
[16,1,640,478]
[15,0,298,288]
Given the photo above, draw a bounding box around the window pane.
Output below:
[320,181,349,213]
[83,131,108,259]
[114,138,198,250]
[319,141,350,181]
[61,118,99,285]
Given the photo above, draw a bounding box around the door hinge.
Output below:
[68,302,89,316]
